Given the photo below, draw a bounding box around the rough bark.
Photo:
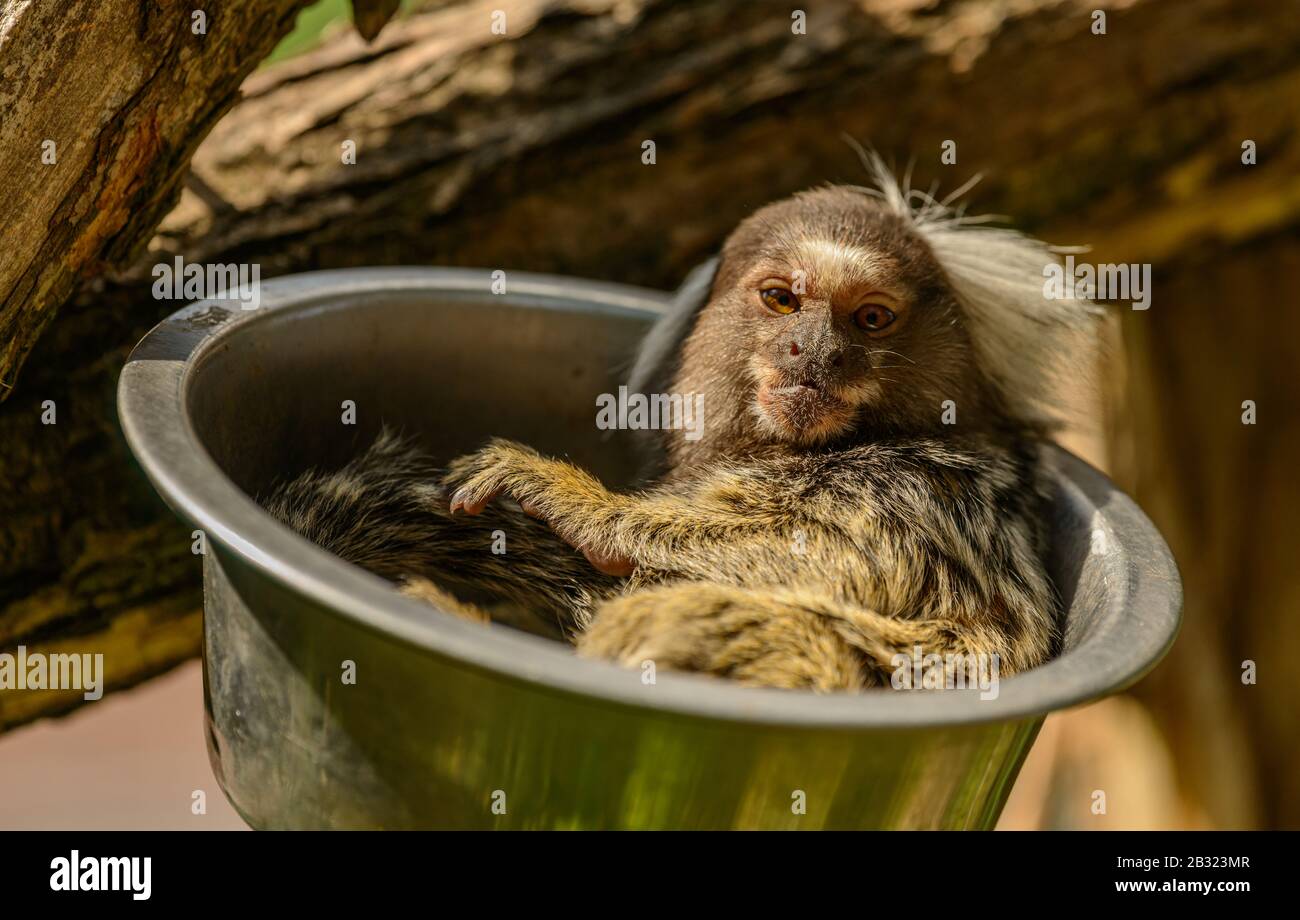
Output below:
[0,0,396,728]
[0,0,316,397]
[1106,231,1300,829]
[2,0,1298,829]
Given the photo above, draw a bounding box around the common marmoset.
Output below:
[266,158,1097,691]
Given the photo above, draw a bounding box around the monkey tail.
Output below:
[261,427,620,635]
[260,427,451,583]
[578,582,993,692]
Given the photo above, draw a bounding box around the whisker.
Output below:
[867,348,916,366]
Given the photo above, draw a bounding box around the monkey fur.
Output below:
[265,160,1097,692]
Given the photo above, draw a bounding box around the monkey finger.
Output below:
[518,499,540,518]
[449,486,500,515]
[581,545,636,578]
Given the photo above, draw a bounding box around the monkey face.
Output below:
[743,234,914,445]
[678,186,989,452]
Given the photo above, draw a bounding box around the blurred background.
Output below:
[1,0,1296,829]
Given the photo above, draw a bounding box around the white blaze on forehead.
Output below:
[787,237,892,298]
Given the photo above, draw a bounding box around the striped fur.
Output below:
[265,174,1090,691]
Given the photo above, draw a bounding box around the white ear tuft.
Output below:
[849,145,1102,429]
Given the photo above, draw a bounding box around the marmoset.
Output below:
[266,158,1097,691]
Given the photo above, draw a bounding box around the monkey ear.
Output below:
[627,256,720,399]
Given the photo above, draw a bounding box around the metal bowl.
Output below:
[117,268,1182,829]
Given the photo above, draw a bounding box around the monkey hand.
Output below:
[444,438,541,515]
[444,439,636,577]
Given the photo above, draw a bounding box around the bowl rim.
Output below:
[118,266,1182,729]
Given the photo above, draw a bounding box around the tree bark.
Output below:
[2,0,1298,830]
[0,0,394,728]
[0,0,317,397]
[1106,232,1300,829]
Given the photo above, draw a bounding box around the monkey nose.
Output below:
[789,341,801,356]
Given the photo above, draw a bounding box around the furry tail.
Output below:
[261,428,451,582]
[260,427,620,636]
[578,582,1005,692]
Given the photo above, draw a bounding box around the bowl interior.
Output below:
[189,290,650,497]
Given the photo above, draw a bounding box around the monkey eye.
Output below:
[854,303,897,333]
[760,287,800,315]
